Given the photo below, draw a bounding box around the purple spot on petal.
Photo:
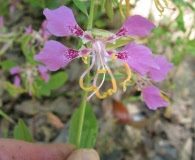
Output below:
[116,27,128,37]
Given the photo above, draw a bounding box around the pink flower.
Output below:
[117,42,159,75]
[25,25,33,35]
[148,56,173,82]
[34,6,162,102]
[10,66,22,87]
[142,85,168,110]
[10,66,22,75]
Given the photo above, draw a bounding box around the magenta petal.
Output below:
[142,85,168,110]
[10,66,22,75]
[37,65,50,82]
[37,65,48,73]
[117,42,159,75]
[148,56,173,82]
[41,20,51,39]
[14,75,21,87]
[43,6,84,37]
[116,15,156,37]
[34,40,79,71]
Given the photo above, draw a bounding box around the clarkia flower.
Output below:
[25,20,51,42]
[34,6,173,110]
[10,64,50,95]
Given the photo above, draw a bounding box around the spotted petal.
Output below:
[117,42,159,75]
[148,56,173,82]
[142,85,168,110]
[43,6,84,37]
[116,15,156,37]
[34,40,79,71]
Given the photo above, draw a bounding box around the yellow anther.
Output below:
[96,69,107,74]
[111,53,117,62]
[123,62,131,91]
[79,78,97,91]
[82,54,88,64]
[119,0,126,19]
[95,78,117,99]
[154,0,169,16]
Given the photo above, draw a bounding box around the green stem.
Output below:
[87,0,95,30]
[76,0,95,148]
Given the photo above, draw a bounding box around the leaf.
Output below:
[14,119,33,142]
[186,40,195,56]
[98,73,126,81]
[106,37,134,50]
[176,8,186,32]
[0,60,18,71]
[105,0,113,21]
[0,109,15,123]
[5,82,25,97]
[21,35,37,65]
[47,71,68,90]
[69,103,98,148]
[112,100,132,124]
[92,28,113,38]
[34,79,51,97]
[73,0,88,17]
[112,100,150,128]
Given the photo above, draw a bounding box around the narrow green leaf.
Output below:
[106,37,134,50]
[69,103,98,148]
[0,109,15,123]
[47,71,68,90]
[73,0,88,17]
[0,60,18,71]
[92,28,113,38]
[14,119,33,142]
[105,0,113,21]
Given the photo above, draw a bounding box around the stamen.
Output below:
[154,0,175,16]
[123,62,131,91]
[82,54,88,64]
[95,78,117,99]
[86,69,106,101]
[79,55,96,91]
[96,69,107,74]
[111,53,117,61]
[79,78,97,91]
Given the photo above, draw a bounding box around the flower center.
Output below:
[79,40,117,101]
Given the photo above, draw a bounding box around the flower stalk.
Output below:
[76,0,95,148]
